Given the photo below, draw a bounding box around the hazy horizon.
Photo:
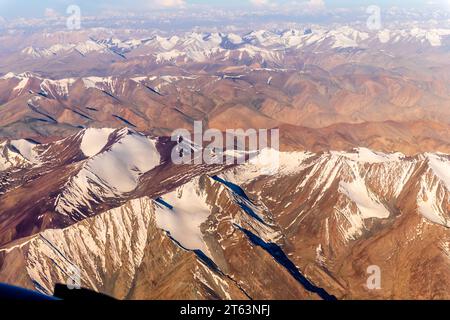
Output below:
[0,0,447,19]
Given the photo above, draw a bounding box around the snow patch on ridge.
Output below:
[154,178,212,257]
[339,174,390,220]
[417,153,450,227]
[80,128,115,157]
[82,76,121,94]
[40,78,76,98]
[10,139,40,164]
[427,153,450,191]
[84,131,160,192]
[222,148,314,185]
[55,129,160,218]
[21,197,153,295]
[332,147,404,163]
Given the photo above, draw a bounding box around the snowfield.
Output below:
[55,128,161,218]
[155,178,212,257]
[80,128,115,157]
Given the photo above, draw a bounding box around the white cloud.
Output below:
[283,0,326,13]
[153,0,186,8]
[444,0,450,10]
[249,0,278,8]
[426,0,450,10]
[249,0,326,12]
[44,8,60,18]
[250,0,270,6]
[306,0,326,11]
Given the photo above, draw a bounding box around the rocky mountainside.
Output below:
[1,20,450,300]
[1,26,449,156]
[1,68,450,156]
[1,129,449,299]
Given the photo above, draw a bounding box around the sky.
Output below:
[0,0,446,19]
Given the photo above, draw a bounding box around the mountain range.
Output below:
[1,128,450,299]
[0,23,449,300]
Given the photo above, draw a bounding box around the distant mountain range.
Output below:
[4,27,450,67]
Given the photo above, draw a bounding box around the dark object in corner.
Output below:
[0,282,56,300]
[0,282,116,301]
[53,283,116,301]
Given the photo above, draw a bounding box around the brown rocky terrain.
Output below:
[0,25,449,300]
[0,128,449,300]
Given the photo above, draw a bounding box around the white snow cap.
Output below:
[80,128,115,157]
